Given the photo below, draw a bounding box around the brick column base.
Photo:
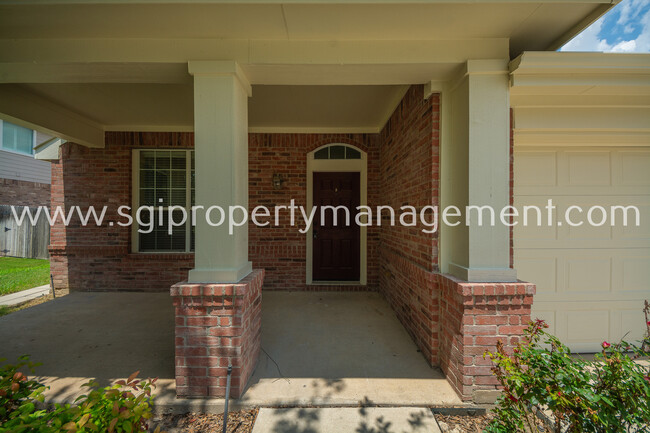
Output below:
[438,274,536,403]
[170,269,264,398]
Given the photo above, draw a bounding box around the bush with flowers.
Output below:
[484,301,650,433]
[0,356,162,433]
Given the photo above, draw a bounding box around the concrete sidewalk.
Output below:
[0,284,50,306]
[252,407,441,433]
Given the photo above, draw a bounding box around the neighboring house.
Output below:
[0,121,52,207]
[0,0,648,403]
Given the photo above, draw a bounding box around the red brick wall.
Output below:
[51,132,381,291]
[50,133,195,291]
[172,269,264,398]
[0,178,50,207]
[438,274,535,401]
[248,133,380,291]
[377,85,441,366]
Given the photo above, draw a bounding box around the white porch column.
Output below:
[188,61,252,283]
[441,59,517,282]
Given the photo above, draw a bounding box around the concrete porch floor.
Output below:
[0,291,461,411]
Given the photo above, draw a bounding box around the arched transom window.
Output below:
[313,144,362,160]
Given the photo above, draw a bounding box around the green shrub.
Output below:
[0,356,46,425]
[0,357,162,433]
[484,311,650,433]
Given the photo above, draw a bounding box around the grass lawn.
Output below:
[0,257,50,296]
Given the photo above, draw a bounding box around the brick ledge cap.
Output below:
[170,269,265,297]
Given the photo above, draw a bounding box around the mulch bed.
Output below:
[154,409,495,433]
[154,409,258,433]
[435,413,495,433]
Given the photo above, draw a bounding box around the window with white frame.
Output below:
[0,120,35,156]
[134,150,195,252]
[313,144,361,160]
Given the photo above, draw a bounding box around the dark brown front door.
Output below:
[312,172,360,281]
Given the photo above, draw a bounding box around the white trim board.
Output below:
[306,144,368,286]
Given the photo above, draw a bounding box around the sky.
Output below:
[561,0,650,52]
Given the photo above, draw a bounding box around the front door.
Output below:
[312,172,360,281]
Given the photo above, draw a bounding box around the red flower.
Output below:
[647,321,650,326]
[507,394,519,403]
[602,341,611,349]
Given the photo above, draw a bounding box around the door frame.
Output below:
[306,144,367,285]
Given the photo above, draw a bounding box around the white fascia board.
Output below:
[0,0,615,4]
[0,85,104,148]
[510,52,650,75]
[509,52,650,107]
[34,137,65,161]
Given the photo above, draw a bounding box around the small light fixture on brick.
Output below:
[272,173,284,190]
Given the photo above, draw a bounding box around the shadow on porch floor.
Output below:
[0,290,461,411]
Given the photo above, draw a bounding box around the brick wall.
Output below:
[438,274,535,402]
[172,269,264,398]
[51,132,381,291]
[377,85,441,366]
[0,178,50,207]
[249,133,380,291]
[50,133,195,291]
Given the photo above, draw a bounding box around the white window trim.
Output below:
[131,149,195,254]
[0,119,37,157]
[306,143,368,286]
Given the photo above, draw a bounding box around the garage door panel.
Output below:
[518,248,650,302]
[514,196,649,249]
[515,151,557,187]
[619,308,647,344]
[566,258,611,293]
[516,256,557,295]
[618,151,650,186]
[515,146,650,353]
[565,309,611,347]
[513,200,559,242]
[619,203,650,241]
[565,220,612,242]
[565,151,611,186]
[516,148,650,196]
[621,257,650,292]
[532,301,647,352]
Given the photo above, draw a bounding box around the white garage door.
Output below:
[514,147,650,352]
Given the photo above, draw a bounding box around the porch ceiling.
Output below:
[0,0,615,143]
[0,1,613,56]
[12,83,409,133]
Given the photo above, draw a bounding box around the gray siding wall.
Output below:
[0,150,51,184]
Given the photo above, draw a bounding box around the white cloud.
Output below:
[617,0,650,26]
[635,8,650,51]
[610,39,637,52]
[561,0,650,53]
[561,17,608,51]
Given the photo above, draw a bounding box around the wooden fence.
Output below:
[0,205,50,259]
